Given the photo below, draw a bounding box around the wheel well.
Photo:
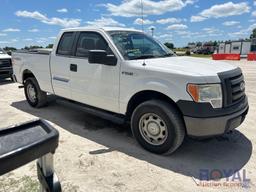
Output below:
[22,70,35,83]
[126,90,182,118]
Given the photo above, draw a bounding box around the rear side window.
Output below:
[75,32,112,57]
[57,32,75,56]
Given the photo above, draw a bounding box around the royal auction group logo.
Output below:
[192,169,251,188]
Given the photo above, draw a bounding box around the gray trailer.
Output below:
[218,40,253,56]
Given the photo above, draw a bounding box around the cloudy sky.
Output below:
[0,0,255,48]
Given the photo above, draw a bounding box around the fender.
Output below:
[119,76,191,114]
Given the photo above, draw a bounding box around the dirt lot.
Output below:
[0,59,255,192]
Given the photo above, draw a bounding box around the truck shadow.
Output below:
[11,100,252,180]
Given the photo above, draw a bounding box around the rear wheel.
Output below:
[24,77,47,108]
[131,100,185,155]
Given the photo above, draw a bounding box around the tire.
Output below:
[24,77,47,108]
[131,100,185,155]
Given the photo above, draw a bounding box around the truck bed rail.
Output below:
[15,48,52,55]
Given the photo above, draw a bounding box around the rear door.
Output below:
[69,31,120,113]
[50,32,75,99]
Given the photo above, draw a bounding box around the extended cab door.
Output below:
[69,31,120,113]
[50,32,76,99]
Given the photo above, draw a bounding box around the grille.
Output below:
[218,68,245,107]
[229,73,245,103]
[0,71,10,75]
[0,59,11,68]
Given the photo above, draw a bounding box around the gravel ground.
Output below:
[0,59,255,192]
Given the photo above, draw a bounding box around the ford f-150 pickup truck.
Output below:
[0,48,12,80]
[12,27,249,154]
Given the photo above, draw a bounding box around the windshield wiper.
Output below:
[130,55,155,60]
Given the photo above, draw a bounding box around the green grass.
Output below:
[0,175,39,192]
[189,54,212,58]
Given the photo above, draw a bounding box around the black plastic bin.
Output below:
[0,119,61,192]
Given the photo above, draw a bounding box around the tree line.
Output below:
[165,28,256,49]
[2,44,54,52]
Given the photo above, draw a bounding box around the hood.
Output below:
[0,53,11,59]
[140,56,237,76]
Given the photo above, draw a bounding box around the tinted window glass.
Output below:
[57,32,74,55]
[76,32,112,57]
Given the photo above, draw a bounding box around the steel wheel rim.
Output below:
[139,113,168,146]
[27,83,37,103]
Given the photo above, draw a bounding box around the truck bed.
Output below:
[13,49,54,93]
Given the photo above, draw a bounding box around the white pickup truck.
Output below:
[0,48,12,80]
[13,27,249,154]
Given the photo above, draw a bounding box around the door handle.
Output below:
[70,64,77,72]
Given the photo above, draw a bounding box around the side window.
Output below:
[56,32,74,56]
[76,32,112,57]
[233,46,239,50]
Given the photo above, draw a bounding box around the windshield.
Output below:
[0,48,6,54]
[108,31,175,60]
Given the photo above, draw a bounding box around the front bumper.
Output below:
[177,96,249,137]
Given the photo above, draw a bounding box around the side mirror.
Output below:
[88,50,117,66]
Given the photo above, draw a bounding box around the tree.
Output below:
[22,45,43,50]
[196,42,202,46]
[3,47,17,51]
[164,42,174,49]
[250,28,256,39]
[46,44,53,48]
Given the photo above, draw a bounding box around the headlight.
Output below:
[187,84,222,108]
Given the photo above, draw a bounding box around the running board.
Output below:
[57,99,126,125]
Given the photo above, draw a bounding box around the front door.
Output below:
[69,32,120,113]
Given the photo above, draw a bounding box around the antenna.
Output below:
[140,0,144,32]
[140,0,146,66]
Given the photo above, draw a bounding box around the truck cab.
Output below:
[13,27,249,155]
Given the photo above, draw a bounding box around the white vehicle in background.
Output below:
[0,48,13,80]
[12,27,249,154]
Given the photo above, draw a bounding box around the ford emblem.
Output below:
[240,82,245,91]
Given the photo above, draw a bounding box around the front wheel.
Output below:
[24,77,47,108]
[131,100,185,155]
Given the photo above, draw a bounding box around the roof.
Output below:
[218,40,252,45]
[62,27,142,33]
